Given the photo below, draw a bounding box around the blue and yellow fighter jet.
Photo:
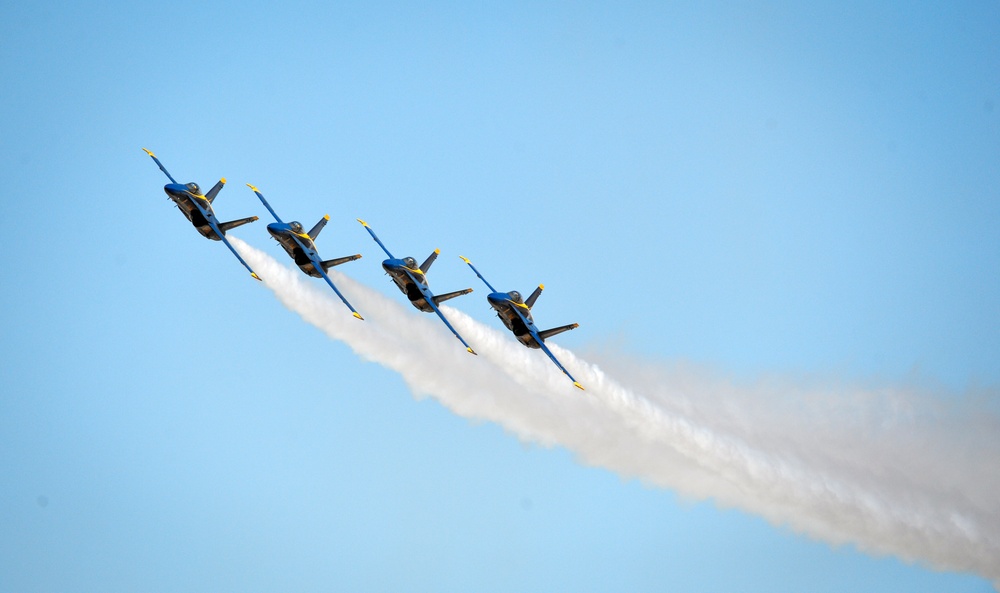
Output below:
[142,148,261,280]
[357,219,476,354]
[460,256,583,390]
[247,184,364,320]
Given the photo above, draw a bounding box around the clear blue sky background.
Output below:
[1,2,998,591]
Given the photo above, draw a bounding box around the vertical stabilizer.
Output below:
[420,249,440,273]
[525,284,544,309]
[309,215,329,240]
[205,178,226,203]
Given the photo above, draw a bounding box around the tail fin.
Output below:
[538,323,578,341]
[205,178,226,203]
[219,215,259,233]
[321,253,362,270]
[432,288,473,305]
[420,249,440,273]
[309,215,329,240]
[525,284,544,309]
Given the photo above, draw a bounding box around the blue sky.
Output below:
[1,2,998,592]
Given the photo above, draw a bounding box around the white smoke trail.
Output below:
[232,238,1000,586]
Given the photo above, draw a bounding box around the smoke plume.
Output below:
[232,237,1000,587]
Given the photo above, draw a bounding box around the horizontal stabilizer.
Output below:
[205,178,226,203]
[421,249,440,273]
[219,216,259,233]
[525,284,544,309]
[309,215,329,240]
[321,254,362,270]
[538,323,578,342]
[432,288,473,305]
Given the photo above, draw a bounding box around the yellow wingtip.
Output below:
[467,347,477,355]
[573,382,585,391]
[357,218,368,227]
[251,272,262,281]
[539,284,545,290]
[434,248,441,255]
[220,177,226,184]
[324,214,330,221]
[142,147,155,157]
[246,183,259,192]
[459,255,470,264]
[353,311,364,320]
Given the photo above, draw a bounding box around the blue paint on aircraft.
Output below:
[460,256,583,390]
[358,219,476,354]
[143,148,261,280]
[248,184,364,320]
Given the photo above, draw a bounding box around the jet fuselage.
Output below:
[164,182,221,240]
[266,221,323,277]
[487,291,542,348]
[381,257,434,312]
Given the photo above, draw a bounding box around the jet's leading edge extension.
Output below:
[248,184,364,320]
[357,219,476,354]
[460,256,583,390]
[142,148,260,280]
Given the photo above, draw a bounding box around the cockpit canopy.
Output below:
[403,257,417,269]
[185,182,201,194]
[289,221,303,233]
[508,291,522,303]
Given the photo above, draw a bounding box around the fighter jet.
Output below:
[460,256,583,389]
[247,184,363,320]
[357,219,476,354]
[142,148,260,280]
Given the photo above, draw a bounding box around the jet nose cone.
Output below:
[487,292,506,305]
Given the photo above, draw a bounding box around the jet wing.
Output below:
[143,148,177,183]
[459,255,498,292]
[536,340,584,390]
[357,219,394,258]
[509,305,583,390]
[247,184,284,223]
[403,269,476,355]
[205,216,261,281]
[315,261,364,320]
[281,230,362,319]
